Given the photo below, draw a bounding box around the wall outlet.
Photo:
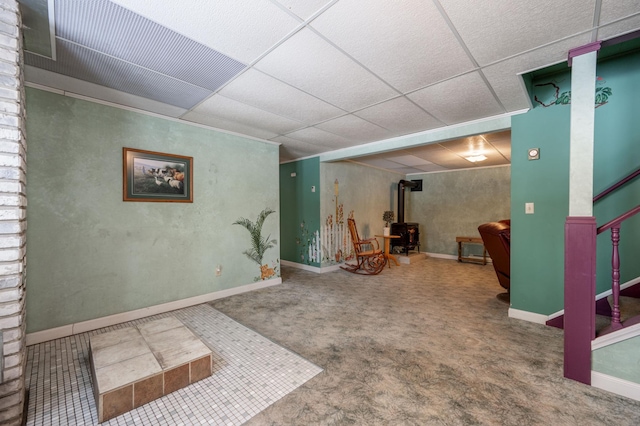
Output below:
[525,202,534,214]
[311,186,316,192]
[215,265,222,276]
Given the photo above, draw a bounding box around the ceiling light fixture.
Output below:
[465,155,487,163]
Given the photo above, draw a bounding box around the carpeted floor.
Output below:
[209,257,640,425]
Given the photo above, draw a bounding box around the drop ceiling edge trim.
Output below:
[24,81,282,147]
[319,109,527,163]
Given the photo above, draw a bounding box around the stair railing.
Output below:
[593,166,640,203]
[596,205,640,333]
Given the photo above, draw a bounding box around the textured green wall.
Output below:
[511,50,640,316]
[320,162,400,267]
[593,336,640,383]
[407,166,510,256]
[279,158,320,266]
[25,88,280,333]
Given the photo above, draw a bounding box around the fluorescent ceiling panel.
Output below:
[354,97,443,134]
[314,114,392,142]
[25,66,188,118]
[408,72,504,125]
[273,0,335,20]
[181,111,279,140]
[191,95,304,134]
[55,0,246,92]
[255,28,398,111]
[109,0,301,63]
[311,0,475,92]
[219,69,343,124]
[24,40,213,109]
[438,0,597,65]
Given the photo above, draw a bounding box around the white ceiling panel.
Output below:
[438,0,597,66]
[387,155,432,167]
[600,0,640,25]
[310,0,475,92]
[355,158,410,170]
[285,126,355,148]
[110,0,301,63]
[254,28,398,111]
[190,95,304,134]
[182,111,279,140]
[272,0,335,20]
[315,114,392,142]
[219,69,343,124]
[483,34,591,111]
[354,97,443,134]
[408,72,504,124]
[598,14,640,41]
[412,163,449,173]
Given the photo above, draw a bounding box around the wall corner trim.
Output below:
[591,371,640,402]
[26,277,282,346]
[508,308,550,324]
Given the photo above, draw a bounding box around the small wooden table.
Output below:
[375,234,400,267]
[456,236,487,265]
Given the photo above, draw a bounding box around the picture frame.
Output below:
[123,147,193,203]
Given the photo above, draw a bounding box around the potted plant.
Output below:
[382,210,394,236]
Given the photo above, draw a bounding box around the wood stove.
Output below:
[390,179,421,255]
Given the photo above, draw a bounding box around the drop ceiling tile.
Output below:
[438,0,597,65]
[272,0,334,20]
[310,0,475,92]
[413,163,449,173]
[219,69,343,124]
[483,34,591,111]
[355,158,410,170]
[278,142,325,159]
[388,166,425,175]
[407,72,504,124]
[600,0,640,24]
[354,97,443,134]
[314,114,392,142]
[597,14,640,41]
[255,28,398,111]
[181,111,278,140]
[285,126,355,148]
[110,0,300,63]
[191,95,304,134]
[387,155,432,167]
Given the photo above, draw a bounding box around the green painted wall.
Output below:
[279,158,320,266]
[407,166,511,256]
[511,50,640,316]
[26,88,280,333]
[320,161,400,267]
[593,336,640,383]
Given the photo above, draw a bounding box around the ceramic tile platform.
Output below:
[89,317,213,422]
[26,304,323,425]
[397,252,427,264]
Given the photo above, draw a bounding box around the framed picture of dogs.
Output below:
[123,148,193,202]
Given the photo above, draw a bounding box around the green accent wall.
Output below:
[593,336,640,383]
[25,88,280,333]
[511,49,640,316]
[408,166,511,256]
[279,158,320,266]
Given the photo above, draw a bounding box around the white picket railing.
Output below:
[321,223,353,263]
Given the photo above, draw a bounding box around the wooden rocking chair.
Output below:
[340,218,386,275]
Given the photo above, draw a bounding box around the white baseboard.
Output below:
[281,259,343,273]
[26,277,282,346]
[591,371,640,402]
[508,308,549,325]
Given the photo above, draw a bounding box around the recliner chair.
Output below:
[478,221,511,302]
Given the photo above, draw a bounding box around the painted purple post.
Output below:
[610,227,622,330]
[564,216,597,385]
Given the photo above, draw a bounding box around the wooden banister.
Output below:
[593,167,640,203]
[597,205,640,234]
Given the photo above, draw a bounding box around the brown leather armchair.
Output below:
[478,221,511,301]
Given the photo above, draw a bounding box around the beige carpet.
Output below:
[210,257,640,425]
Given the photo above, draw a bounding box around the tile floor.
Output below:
[25,304,323,425]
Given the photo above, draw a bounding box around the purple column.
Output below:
[564,216,597,385]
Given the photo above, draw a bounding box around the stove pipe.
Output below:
[397,179,417,223]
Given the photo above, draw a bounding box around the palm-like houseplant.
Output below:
[233,208,277,266]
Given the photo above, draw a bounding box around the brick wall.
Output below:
[0,1,26,425]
